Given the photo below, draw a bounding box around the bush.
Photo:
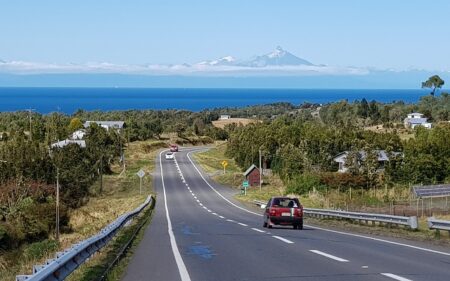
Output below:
[319,172,367,190]
[286,173,325,195]
[23,239,59,260]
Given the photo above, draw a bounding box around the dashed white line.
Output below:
[219,216,225,219]
[380,273,413,281]
[309,250,349,262]
[212,213,218,216]
[272,236,294,244]
[238,222,248,227]
[202,206,207,210]
[226,219,236,223]
[207,210,212,213]
[251,228,265,233]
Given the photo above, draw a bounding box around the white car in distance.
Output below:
[165,152,175,160]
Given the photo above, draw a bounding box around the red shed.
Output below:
[243,164,260,187]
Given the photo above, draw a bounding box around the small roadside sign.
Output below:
[243,180,249,188]
[221,160,228,174]
[136,169,145,194]
[137,169,145,178]
[242,180,249,195]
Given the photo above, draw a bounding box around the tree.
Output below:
[422,75,445,96]
[68,118,84,133]
[357,98,369,118]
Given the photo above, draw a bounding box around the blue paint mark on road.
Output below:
[188,245,215,259]
[182,225,194,235]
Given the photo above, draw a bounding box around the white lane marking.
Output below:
[272,236,294,244]
[238,222,248,227]
[202,206,207,210]
[199,202,203,206]
[361,266,369,269]
[196,199,200,203]
[212,213,218,216]
[380,273,413,281]
[308,225,450,257]
[219,216,225,219]
[226,219,236,223]
[186,151,262,216]
[159,151,191,281]
[251,228,265,233]
[193,196,197,199]
[207,209,212,213]
[309,250,349,262]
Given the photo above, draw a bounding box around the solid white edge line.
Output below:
[186,151,262,216]
[159,150,191,281]
[309,250,349,262]
[380,273,413,281]
[272,235,294,244]
[308,225,450,257]
[251,228,265,233]
[187,149,450,258]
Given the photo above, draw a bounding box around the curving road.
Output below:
[122,148,450,281]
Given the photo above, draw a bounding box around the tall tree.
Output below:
[422,75,445,96]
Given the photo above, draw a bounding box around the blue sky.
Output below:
[1,0,450,70]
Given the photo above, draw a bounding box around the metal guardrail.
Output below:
[304,208,418,229]
[16,195,153,281]
[428,217,450,232]
[253,200,418,229]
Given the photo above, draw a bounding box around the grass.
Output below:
[0,140,158,281]
[192,143,450,245]
[211,118,261,129]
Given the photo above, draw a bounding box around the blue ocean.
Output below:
[0,88,431,114]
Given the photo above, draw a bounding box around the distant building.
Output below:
[51,139,86,149]
[219,115,231,120]
[243,164,261,186]
[71,129,86,140]
[404,113,432,129]
[84,121,125,131]
[333,150,401,173]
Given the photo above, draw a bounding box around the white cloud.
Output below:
[0,60,370,76]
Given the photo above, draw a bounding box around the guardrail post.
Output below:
[409,216,418,230]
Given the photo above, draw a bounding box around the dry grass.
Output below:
[1,140,158,281]
[212,118,260,129]
[363,124,414,140]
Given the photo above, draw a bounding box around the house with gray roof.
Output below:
[333,150,401,173]
[404,113,432,129]
[84,121,125,131]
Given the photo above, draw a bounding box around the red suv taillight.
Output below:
[295,207,303,217]
[269,208,277,216]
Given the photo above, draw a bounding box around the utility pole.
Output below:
[56,167,60,242]
[259,148,262,192]
[27,108,35,141]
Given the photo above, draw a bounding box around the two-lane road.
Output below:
[122,148,450,281]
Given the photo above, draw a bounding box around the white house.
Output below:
[404,113,432,129]
[51,139,86,149]
[84,121,125,131]
[71,129,86,140]
[333,150,401,173]
[219,115,231,120]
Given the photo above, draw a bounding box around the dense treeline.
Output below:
[226,94,450,195]
[320,94,450,127]
[0,122,123,249]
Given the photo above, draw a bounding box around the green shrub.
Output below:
[23,239,59,260]
[286,173,325,195]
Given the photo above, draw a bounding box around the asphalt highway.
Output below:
[122,148,450,281]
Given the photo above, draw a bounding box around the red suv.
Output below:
[263,197,303,229]
[169,144,179,152]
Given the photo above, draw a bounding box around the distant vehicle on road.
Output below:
[263,197,303,229]
[165,152,174,160]
[169,144,178,152]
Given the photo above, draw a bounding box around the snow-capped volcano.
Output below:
[197,56,237,66]
[240,46,314,67]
